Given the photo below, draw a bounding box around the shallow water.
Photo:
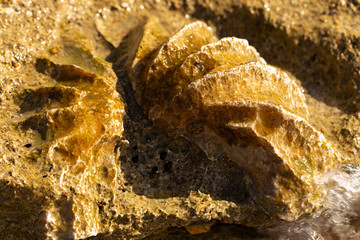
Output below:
[264,164,360,240]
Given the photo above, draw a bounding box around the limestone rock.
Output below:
[11,40,124,238]
[1,4,352,238]
[126,20,342,220]
[1,21,274,239]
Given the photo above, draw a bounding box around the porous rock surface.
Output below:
[0,0,359,239]
[123,19,341,221]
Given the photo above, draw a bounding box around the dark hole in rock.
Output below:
[159,151,167,160]
[24,143,32,148]
[131,155,139,163]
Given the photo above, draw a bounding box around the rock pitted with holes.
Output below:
[122,20,342,220]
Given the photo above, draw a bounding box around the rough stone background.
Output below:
[1,0,360,239]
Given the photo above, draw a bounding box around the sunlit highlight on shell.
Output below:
[125,19,342,220]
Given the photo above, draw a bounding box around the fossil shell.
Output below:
[125,19,342,220]
[22,58,124,174]
[19,39,124,237]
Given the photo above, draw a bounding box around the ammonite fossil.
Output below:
[120,19,342,220]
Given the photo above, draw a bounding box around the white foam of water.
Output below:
[265,164,360,240]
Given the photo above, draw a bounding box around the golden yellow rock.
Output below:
[18,45,124,237]
[49,47,60,55]
[124,20,216,111]
[117,17,171,106]
[23,58,124,174]
[185,222,215,235]
[126,20,342,220]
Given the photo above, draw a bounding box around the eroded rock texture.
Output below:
[1,11,349,240]
[13,38,124,238]
[123,20,342,220]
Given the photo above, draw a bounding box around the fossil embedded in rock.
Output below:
[18,40,124,237]
[119,20,217,112]
[124,19,342,220]
[21,58,124,173]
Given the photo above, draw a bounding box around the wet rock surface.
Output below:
[0,0,360,239]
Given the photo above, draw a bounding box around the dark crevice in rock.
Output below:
[110,22,252,206]
[114,68,145,122]
[145,222,267,240]
[111,29,146,122]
